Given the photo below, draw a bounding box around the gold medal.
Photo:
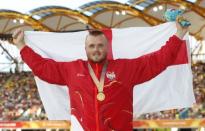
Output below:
[97,92,105,101]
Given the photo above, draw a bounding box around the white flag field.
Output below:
[24,22,195,121]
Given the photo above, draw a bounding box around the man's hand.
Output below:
[175,16,189,39]
[12,28,26,50]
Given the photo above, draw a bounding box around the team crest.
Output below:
[106,71,116,81]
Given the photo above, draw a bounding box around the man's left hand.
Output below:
[175,16,189,39]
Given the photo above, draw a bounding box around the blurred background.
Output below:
[0,0,205,130]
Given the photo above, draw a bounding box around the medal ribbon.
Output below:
[88,61,108,99]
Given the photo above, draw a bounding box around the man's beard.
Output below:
[88,54,107,63]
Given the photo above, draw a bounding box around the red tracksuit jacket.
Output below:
[20,35,186,131]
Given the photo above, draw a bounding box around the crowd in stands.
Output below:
[0,62,205,120]
[0,72,47,120]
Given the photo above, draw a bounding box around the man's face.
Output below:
[85,34,108,63]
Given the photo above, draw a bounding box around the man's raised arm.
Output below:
[127,17,189,85]
[12,29,68,85]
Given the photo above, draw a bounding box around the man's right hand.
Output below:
[12,28,26,50]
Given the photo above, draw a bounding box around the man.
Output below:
[12,19,188,131]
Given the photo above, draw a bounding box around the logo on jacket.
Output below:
[77,73,85,77]
[106,71,116,81]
